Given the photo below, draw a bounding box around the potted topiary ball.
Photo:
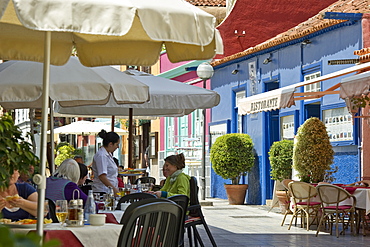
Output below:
[210,133,255,205]
[293,117,334,183]
[268,139,294,213]
[269,140,293,182]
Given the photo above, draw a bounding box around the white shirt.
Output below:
[91,147,118,193]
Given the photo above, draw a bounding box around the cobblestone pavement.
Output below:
[183,198,369,247]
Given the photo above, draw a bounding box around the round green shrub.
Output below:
[293,117,334,183]
[269,140,293,181]
[210,133,255,185]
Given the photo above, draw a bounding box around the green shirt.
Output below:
[160,172,190,198]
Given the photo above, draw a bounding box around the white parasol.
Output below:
[0,0,223,237]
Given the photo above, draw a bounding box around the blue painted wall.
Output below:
[210,20,363,204]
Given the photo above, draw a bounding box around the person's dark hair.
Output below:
[98,129,120,147]
[78,163,88,179]
[113,157,119,167]
[164,153,185,170]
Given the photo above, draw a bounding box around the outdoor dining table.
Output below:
[99,210,125,224]
[10,223,123,247]
[351,188,370,214]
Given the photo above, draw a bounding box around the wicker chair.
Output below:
[288,181,321,231]
[280,179,294,226]
[315,184,357,237]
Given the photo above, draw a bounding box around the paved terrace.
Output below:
[183,198,368,247]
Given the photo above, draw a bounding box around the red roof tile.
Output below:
[212,0,370,67]
[186,0,226,7]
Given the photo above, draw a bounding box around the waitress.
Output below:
[92,130,120,195]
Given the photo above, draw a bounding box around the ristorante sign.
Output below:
[250,97,279,112]
[238,87,296,115]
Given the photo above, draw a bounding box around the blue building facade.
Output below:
[210,13,365,205]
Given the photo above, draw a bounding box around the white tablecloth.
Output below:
[11,223,123,247]
[99,210,125,223]
[352,188,370,214]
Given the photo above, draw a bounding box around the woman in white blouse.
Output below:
[91,130,120,195]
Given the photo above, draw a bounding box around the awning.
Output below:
[238,87,296,114]
[340,70,370,99]
[237,61,370,115]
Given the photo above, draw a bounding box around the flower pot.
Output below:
[224,184,248,205]
[275,190,291,214]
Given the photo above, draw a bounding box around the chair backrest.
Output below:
[189,176,200,217]
[288,181,317,201]
[133,176,156,185]
[168,194,189,214]
[316,184,353,206]
[168,195,189,244]
[282,179,294,190]
[45,198,59,223]
[117,200,183,247]
[119,198,171,224]
[116,192,156,210]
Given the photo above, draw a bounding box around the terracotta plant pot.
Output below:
[224,184,249,205]
[276,190,291,214]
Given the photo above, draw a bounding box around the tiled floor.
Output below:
[183,199,369,247]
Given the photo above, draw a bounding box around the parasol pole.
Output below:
[111,115,115,132]
[128,108,133,169]
[35,31,51,240]
[49,99,55,175]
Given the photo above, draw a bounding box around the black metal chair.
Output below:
[133,176,156,185]
[185,176,217,247]
[115,192,156,210]
[117,200,183,247]
[168,195,189,247]
[45,198,59,223]
[79,184,92,195]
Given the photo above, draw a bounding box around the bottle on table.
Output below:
[106,186,115,210]
[125,180,131,195]
[84,190,96,225]
[137,179,142,193]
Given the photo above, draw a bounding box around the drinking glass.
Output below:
[55,200,68,227]
[141,183,149,192]
[103,194,114,211]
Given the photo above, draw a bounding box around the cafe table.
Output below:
[10,223,123,247]
[350,188,370,235]
[99,209,125,224]
[352,188,370,214]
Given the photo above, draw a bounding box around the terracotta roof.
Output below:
[186,0,226,7]
[212,0,370,67]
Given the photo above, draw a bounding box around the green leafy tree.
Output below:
[269,140,293,181]
[210,133,255,185]
[293,117,334,183]
[0,114,39,189]
[54,142,84,166]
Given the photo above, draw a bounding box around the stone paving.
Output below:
[183,198,369,247]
